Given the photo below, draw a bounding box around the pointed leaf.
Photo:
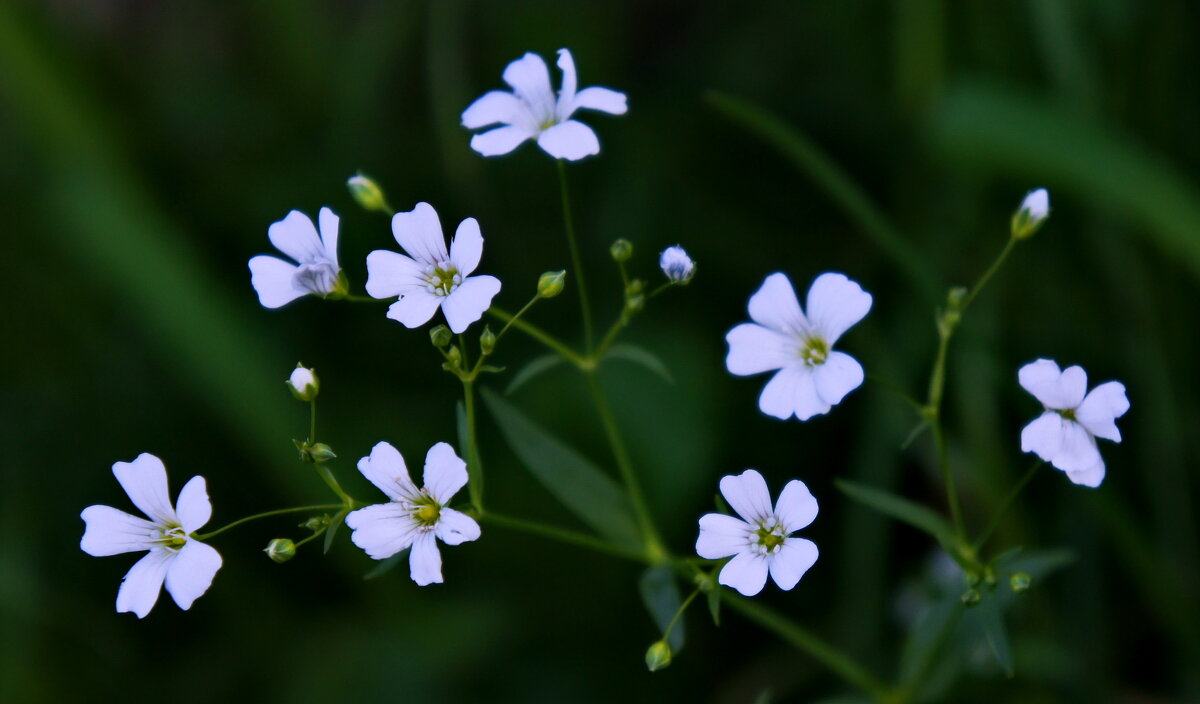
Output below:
[323,511,345,554]
[506,353,565,394]
[707,589,721,627]
[363,552,404,580]
[639,566,685,651]
[836,479,957,551]
[976,594,1014,677]
[605,344,673,384]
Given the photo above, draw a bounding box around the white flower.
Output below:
[250,207,343,308]
[287,365,318,401]
[696,469,819,597]
[726,272,873,421]
[1021,188,1050,221]
[80,453,222,618]
[461,48,628,161]
[659,245,695,283]
[365,202,501,334]
[1018,359,1129,487]
[346,441,481,586]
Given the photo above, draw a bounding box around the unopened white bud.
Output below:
[1012,188,1050,240]
[287,365,319,401]
[659,245,695,284]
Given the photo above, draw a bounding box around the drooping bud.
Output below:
[659,245,695,284]
[430,324,453,349]
[610,239,633,263]
[264,538,296,563]
[644,640,672,672]
[346,173,389,214]
[480,325,496,355]
[537,270,567,298]
[287,365,319,401]
[1011,188,1050,240]
[1010,572,1032,594]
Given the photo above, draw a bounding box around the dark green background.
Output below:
[3,1,1198,702]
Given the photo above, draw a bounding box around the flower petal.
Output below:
[1020,411,1064,462]
[442,275,501,334]
[462,90,522,129]
[409,532,444,586]
[435,508,481,546]
[80,505,157,556]
[318,207,340,268]
[803,272,872,345]
[573,87,628,115]
[113,453,176,525]
[449,217,484,276]
[1076,381,1129,442]
[696,513,752,559]
[386,290,443,329]
[1066,460,1106,488]
[719,469,774,525]
[718,551,769,597]
[391,202,449,266]
[768,537,818,591]
[164,540,221,611]
[423,442,468,505]
[346,503,420,559]
[774,479,819,533]
[554,49,578,120]
[357,441,417,501]
[1049,420,1103,473]
[365,250,426,299]
[268,210,324,264]
[758,365,829,421]
[502,52,555,113]
[470,125,533,157]
[249,255,305,309]
[747,273,806,335]
[537,120,600,161]
[1019,359,1087,410]
[116,550,172,619]
[175,476,212,534]
[812,351,864,406]
[725,323,794,376]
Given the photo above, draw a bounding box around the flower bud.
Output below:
[308,443,337,463]
[659,245,695,284]
[1011,188,1050,240]
[346,173,389,213]
[430,324,453,349]
[287,365,319,401]
[946,286,968,309]
[480,325,496,355]
[644,640,672,672]
[537,270,567,298]
[1010,572,1032,593]
[625,294,645,315]
[301,515,330,532]
[625,279,644,297]
[264,538,296,563]
[446,345,462,366]
[961,588,982,607]
[610,239,633,263]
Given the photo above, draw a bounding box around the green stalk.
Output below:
[193,504,343,541]
[973,460,1042,551]
[463,378,483,513]
[556,159,594,353]
[481,512,647,563]
[487,307,587,367]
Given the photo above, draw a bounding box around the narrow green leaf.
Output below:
[976,594,1014,677]
[707,589,721,627]
[481,389,641,548]
[363,552,404,580]
[505,353,565,394]
[323,511,345,555]
[604,344,673,384]
[900,419,930,449]
[835,479,956,550]
[639,566,685,651]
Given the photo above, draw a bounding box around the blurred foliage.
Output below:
[2,0,1198,702]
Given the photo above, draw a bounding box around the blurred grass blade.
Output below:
[706,91,939,300]
[505,353,566,394]
[481,389,641,548]
[363,552,405,580]
[605,344,673,384]
[836,479,956,550]
[639,566,685,651]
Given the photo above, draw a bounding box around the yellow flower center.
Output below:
[800,337,829,366]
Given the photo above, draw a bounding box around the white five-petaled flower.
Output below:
[659,245,695,284]
[1019,359,1129,488]
[346,441,481,586]
[365,202,502,334]
[726,272,873,421]
[80,453,223,618]
[462,48,628,161]
[696,469,819,597]
[250,207,343,308]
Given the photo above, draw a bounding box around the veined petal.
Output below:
[113,454,176,526]
[386,291,443,329]
[391,202,449,266]
[346,503,420,560]
[175,476,212,534]
[80,505,157,556]
[249,256,305,309]
[696,513,752,559]
[470,125,533,157]
[1020,411,1064,462]
[357,441,417,501]
[423,442,468,505]
[718,551,769,597]
[116,550,172,619]
[812,351,864,406]
[449,217,484,276]
[768,537,818,591]
[555,49,578,120]
[318,207,340,268]
[1076,381,1129,442]
[759,365,829,421]
[164,540,221,611]
[774,480,818,533]
[365,250,426,299]
[573,87,627,115]
[435,508,481,546]
[502,52,555,116]
[747,273,806,335]
[1019,359,1087,410]
[1066,460,1106,488]
[725,323,794,376]
[719,469,773,525]
[409,532,444,586]
[462,90,522,129]
[1049,420,1103,473]
[268,210,324,264]
[804,273,872,345]
[442,275,501,334]
[537,120,600,161]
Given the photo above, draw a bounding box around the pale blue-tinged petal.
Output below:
[1020,411,1064,462]
[747,273,806,335]
[725,323,794,376]
[537,120,600,161]
[449,217,484,276]
[768,537,818,591]
[116,550,172,618]
[346,503,420,560]
[758,365,828,421]
[423,442,468,505]
[357,441,417,501]
[409,532,444,586]
[164,540,221,611]
[81,505,157,556]
[268,210,323,264]
[442,275,501,334]
[812,351,864,406]
[470,125,533,157]
[318,207,340,267]
[1076,381,1129,442]
[696,513,752,559]
[719,469,773,525]
[774,479,819,533]
[386,290,443,329]
[719,551,769,597]
[573,87,628,115]
[1049,420,1103,473]
[462,90,522,129]
[113,454,176,525]
[1018,359,1086,410]
[175,476,212,534]
[804,272,872,345]
[554,49,578,120]
[391,202,449,266]
[365,250,426,299]
[435,508,481,546]
[1066,460,1106,488]
[249,256,306,309]
[502,52,555,116]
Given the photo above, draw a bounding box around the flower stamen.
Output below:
[800,337,829,367]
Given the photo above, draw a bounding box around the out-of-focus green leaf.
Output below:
[604,344,673,384]
[363,552,405,580]
[505,353,566,394]
[976,594,1014,677]
[639,566,684,651]
[481,389,640,549]
[707,589,721,627]
[835,479,956,551]
[323,512,345,555]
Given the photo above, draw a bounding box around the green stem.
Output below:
[315,464,354,506]
[340,294,383,303]
[481,512,647,563]
[488,307,587,367]
[595,316,626,359]
[724,594,896,702]
[463,378,483,513]
[662,587,702,642]
[973,460,1042,551]
[557,159,594,354]
[193,504,343,541]
[309,398,317,443]
[961,236,1017,310]
[493,295,541,346]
